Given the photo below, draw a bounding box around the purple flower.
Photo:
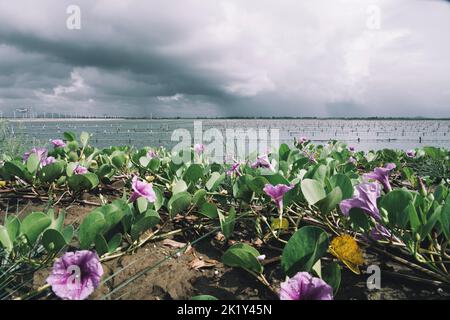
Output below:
[46,250,103,300]
[194,144,205,154]
[147,149,157,159]
[364,163,396,192]
[23,147,48,164]
[263,183,294,211]
[406,149,415,158]
[348,146,355,152]
[298,136,308,144]
[339,182,381,220]
[73,165,88,175]
[51,139,66,148]
[129,176,156,203]
[280,272,333,300]
[41,156,56,167]
[226,162,242,177]
[251,154,273,170]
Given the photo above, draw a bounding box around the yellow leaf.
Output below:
[329,234,365,274]
[0,181,6,188]
[145,175,155,183]
[271,217,289,230]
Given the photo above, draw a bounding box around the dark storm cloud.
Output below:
[0,0,449,117]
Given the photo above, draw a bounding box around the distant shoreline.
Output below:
[3,117,450,122]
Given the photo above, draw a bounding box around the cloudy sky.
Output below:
[0,0,449,117]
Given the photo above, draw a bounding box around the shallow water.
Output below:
[4,118,450,151]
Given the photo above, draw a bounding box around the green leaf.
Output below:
[199,202,219,219]
[26,153,40,174]
[281,226,329,276]
[20,212,52,245]
[94,234,109,256]
[183,164,203,184]
[380,189,413,228]
[318,187,343,214]
[4,160,32,182]
[6,216,20,242]
[136,197,148,214]
[218,207,236,239]
[42,229,67,253]
[168,192,192,216]
[38,161,65,183]
[80,131,90,148]
[222,243,263,274]
[108,233,122,253]
[131,209,160,240]
[322,262,341,295]
[329,174,354,199]
[78,210,108,249]
[0,226,13,252]
[68,172,99,192]
[301,179,326,205]
[349,208,371,232]
[206,172,225,191]
[172,180,188,194]
[439,194,450,239]
[111,152,126,169]
[153,186,164,211]
[63,131,76,142]
[192,189,207,206]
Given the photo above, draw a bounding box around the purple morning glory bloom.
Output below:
[298,136,308,144]
[251,154,273,170]
[23,147,48,164]
[364,163,396,192]
[226,162,242,177]
[129,176,156,203]
[406,150,416,158]
[51,139,66,148]
[348,146,355,152]
[263,183,294,211]
[280,272,333,300]
[41,156,56,167]
[147,149,157,159]
[46,250,103,300]
[194,143,205,154]
[339,182,381,220]
[73,165,88,175]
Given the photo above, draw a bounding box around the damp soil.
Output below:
[2,196,450,300]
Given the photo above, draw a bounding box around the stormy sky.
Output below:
[0,0,449,118]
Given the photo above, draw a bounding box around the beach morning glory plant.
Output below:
[51,139,66,148]
[340,182,381,220]
[129,176,156,203]
[280,272,333,300]
[46,250,103,300]
[263,183,294,213]
[73,165,88,175]
[364,163,396,192]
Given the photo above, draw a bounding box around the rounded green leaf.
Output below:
[20,212,52,245]
[281,226,329,276]
[78,210,108,249]
[301,179,326,205]
[222,243,263,274]
[168,192,192,216]
[42,229,67,253]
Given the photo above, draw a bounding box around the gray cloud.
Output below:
[0,0,449,117]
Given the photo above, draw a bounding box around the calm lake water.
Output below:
[3,119,450,152]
